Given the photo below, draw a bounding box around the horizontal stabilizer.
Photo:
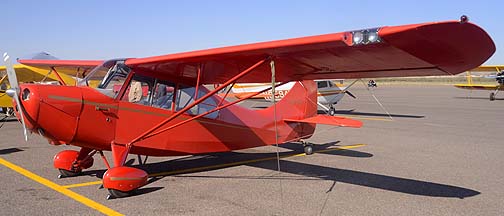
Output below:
[284,115,363,128]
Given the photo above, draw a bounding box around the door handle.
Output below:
[95,106,110,112]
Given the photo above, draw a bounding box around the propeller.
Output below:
[2,52,29,141]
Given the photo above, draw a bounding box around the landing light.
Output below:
[351,28,381,46]
[353,31,364,44]
[367,31,379,43]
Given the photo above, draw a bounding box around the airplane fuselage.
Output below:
[17,80,318,156]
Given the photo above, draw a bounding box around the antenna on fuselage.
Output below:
[2,52,29,141]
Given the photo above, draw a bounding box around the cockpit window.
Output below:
[78,59,131,87]
[317,81,328,88]
[78,59,131,98]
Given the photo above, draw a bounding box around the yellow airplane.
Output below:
[454,65,504,101]
[0,64,80,114]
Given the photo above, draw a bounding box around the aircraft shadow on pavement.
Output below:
[0,147,24,155]
[136,141,372,175]
[0,115,19,122]
[249,160,479,199]
[141,142,477,199]
[280,141,373,158]
[76,142,478,199]
[319,109,425,119]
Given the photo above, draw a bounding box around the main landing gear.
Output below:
[54,148,95,178]
[53,145,148,199]
[102,143,148,199]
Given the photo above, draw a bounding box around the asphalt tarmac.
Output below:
[0,85,502,215]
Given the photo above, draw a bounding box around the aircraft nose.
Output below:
[17,85,40,130]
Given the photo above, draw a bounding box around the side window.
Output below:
[98,73,127,98]
[121,75,154,105]
[317,81,328,88]
[175,86,219,119]
[152,82,175,109]
[176,87,198,114]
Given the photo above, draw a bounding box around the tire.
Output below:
[329,108,336,116]
[490,92,495,101]
[58,168,81,178]
[304,145,314,155]
[108,189,132,199]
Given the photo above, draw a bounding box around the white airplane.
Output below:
[229,79,358,115]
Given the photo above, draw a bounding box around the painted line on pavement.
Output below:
[0,157,122,216]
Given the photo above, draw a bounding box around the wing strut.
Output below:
[127,57,269,148]
[0,75,7,86]
[50,67,67,86]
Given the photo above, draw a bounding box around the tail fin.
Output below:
[258,80,318,120]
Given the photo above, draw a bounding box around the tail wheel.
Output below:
[304,145,314,155]
[301,140,314,155]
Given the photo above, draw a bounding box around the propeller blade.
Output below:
[345,90,357,99]
[2,52,29,141]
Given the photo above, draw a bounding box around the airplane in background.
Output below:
[229,79,358,116]
[3,17,495,199]
[1,63,79,116]
[454,65,504,100]
[1,52,93,115]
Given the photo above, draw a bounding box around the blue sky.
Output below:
[1,0,502,65]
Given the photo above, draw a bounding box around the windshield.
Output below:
[77,59,128,88]
[78,59,131,98]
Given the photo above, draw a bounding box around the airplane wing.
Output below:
[468,65,503,72]
[121,20,494,84]
[16,59,103,78]
[0,64,77,85]
[454,84,500,90]
[17,20,495,85]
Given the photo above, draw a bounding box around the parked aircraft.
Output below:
[4,18,495,199]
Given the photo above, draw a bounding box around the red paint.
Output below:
[53,150,80,170]
[53,149,94,171]
[102,167,148,192]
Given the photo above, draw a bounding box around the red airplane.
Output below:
[4,17,495,199]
